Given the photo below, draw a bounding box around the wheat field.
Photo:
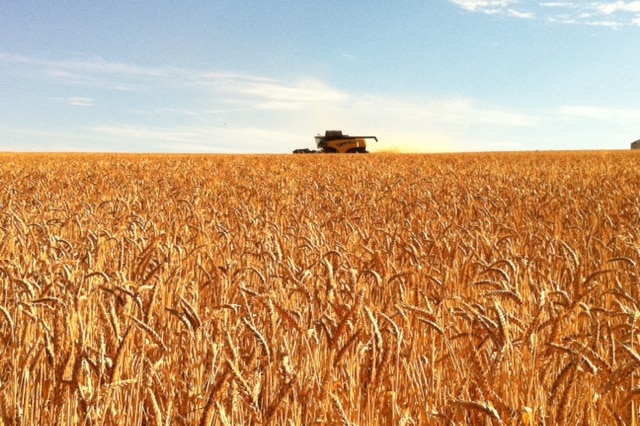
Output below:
[1,151,640,425]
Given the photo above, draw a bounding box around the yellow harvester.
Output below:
[294,130,377,153]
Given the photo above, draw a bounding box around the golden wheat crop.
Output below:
[1,150,640,425]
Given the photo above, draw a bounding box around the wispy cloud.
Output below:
[449,0,533,18]
[539,2,575,6]
[450,0,518,13]
[0,52,552,153]
[592,1,640,14]
[0,53,170,78]
[450,1,640,26]
[0,52,174,92]
[67,97,95,107]
[194,75,346,111]
[556,105,640,122]
[369,96,536,127]
[0,52,531,125]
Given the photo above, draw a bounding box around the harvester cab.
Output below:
[294,130,378,153]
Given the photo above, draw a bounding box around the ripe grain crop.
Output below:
[1,150,640,425]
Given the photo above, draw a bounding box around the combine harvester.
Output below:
[293,130,377,153]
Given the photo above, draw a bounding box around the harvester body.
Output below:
[293,130,377,153]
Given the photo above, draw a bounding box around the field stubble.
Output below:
[1,151,640,425]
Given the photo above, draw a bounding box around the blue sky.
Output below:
[1,1,639,153]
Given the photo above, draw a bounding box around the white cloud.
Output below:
[584,19,623,27]
[449,0,533,18]
[0,52,175,93]
[67,97,94,107]
[540,2,577,7]
[508,9,535,18]
[556,105,640,122]
[592,1,640,14]
[450,0,518,13]
[588,1,640,26]
[373,96,536,127]
[0,53,169,78]
[229,79,345,111]
[450,1,640,26]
